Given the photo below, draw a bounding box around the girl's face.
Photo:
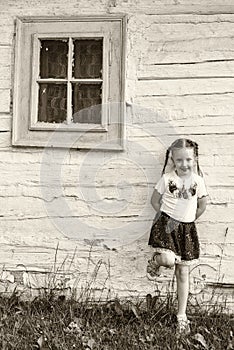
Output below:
[171,148,195,177]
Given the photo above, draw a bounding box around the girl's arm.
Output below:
[151,189,162,213]
[196,196,207,219]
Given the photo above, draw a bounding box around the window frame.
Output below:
[12,16,126,150]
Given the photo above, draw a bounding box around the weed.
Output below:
[0,245,233,349]
[0,288,232,349]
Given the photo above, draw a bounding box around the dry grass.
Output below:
[0,287,233,350]
[0,244,233,349]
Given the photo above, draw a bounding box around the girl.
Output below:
[147,138,208,334]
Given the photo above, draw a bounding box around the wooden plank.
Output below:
[0,161,154,186]
[0,131,11,148]
[144,20,234,42]
[0,1,109,17]
[0,61,11,89]
[139,16,234,65]
[1,0,234,16]
[0,90,10,113]
[1,181,231,201]
[135,13,234,24]
[0,15,14,45]
[197,168,234,187]
[223,243,234,258]
[0,244,86,270]
[0,148,105,165]
[0,184,42,197]
[198,222,234,244]
[204,204,234,223]
[138,61,234,80]
[0,115,11,131]
[128,100,234,124]
[110,1,234,15]
[127,133,234,154]
[129,121,234,135]
[137,15,234,77]
[0,196,91,218]
[134,94,234,121]
[197,135,234,154]
[136,78,234,96]
[214,154,234,166]
[1,176,233,224]
[129,117,224,136]
[130,115,234,130]
[0,46,11,67]
[143,49,234,65]
[208,187,234,204]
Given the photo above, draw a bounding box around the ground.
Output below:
[0,288,233,350]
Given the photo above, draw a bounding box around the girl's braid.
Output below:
[187,139,202,176]
[193,141,203,176]
[161,148,170,175]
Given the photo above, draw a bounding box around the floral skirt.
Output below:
[148,211,199,263]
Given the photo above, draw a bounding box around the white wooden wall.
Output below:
[0,1,233,308]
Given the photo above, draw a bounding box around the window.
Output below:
[13,16,126,150]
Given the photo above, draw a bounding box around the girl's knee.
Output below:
[156,251,175,268]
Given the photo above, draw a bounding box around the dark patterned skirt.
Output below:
[148,211,199,262]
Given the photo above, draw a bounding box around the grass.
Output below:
[0,288,233,350]
[0,243,233,349]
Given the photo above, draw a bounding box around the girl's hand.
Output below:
[196,196,207,219]
[151,189,162,212]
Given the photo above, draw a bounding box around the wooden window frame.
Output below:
[12,16,126,150]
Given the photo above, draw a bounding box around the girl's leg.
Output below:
[175,264,190,317]
[175,264,191,334]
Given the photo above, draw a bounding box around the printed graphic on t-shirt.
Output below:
[168,180,197,199]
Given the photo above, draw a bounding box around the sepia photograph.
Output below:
[0,0,233,348]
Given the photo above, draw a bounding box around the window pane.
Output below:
[72,83,102,124]
[40,40,68,79]
[73,39,103,79]
[38,83,67,123]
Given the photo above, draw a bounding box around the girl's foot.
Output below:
[176,315,191,335]
[146,253,162,281]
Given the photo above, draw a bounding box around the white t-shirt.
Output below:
[155,170,208,223]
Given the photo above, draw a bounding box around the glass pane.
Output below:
[38,83,67,123]
[72,83,102,124]
[73,39,103,79]
[40,40,68,79]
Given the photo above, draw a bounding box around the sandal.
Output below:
[146,253,162,281]
[176,316,191,335]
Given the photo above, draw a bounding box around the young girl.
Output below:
[147,138,208,334]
